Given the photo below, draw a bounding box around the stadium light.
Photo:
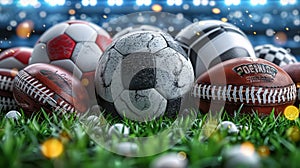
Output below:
[193,0,200,6]
[136,0,151,6]
[224,0,240,6]
[45,0,65,6]
[90,0,97,6]
[280,0,297,5]
[250,0,267,5]
[19,0,39,6]
[144,0,151,6]
[107,0,115,6]
[107,0,122,6]
[136,0,143,6]
[115,0,123,6]
[202,0,209,6]
[174,0,182,6]
[0,0,13,5]
[167,0,175,6]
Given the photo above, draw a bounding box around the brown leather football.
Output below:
[193,57,296,115]
[0,68,19,111]
[12,63,89,116]
[282,62,300,107]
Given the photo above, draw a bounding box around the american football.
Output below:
[193,57,296,115]
[12,63,89,115]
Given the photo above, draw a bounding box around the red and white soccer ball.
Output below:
[29,20,112,106]
[0,47,32,70]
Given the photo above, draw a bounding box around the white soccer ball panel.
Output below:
[113,25,162,40]
[29,43,50,64]
[95,48,123,102]
[114,89,167,121]
[65,24,97,42]
[114,31,167,55]
[71,42,103,72]
[39,23,69,43]
[51,59,83,79]
[0,57,25,69]
[154,48,194,99]
[89,22,111,38]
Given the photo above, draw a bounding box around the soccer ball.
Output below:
[175,20,256,78]
[254,44,298,67]
[95,31,194,122]
[113,25,162,40]
[29,20,112,105]
[0,47,32,70]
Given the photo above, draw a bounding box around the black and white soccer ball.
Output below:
[254,44,298,67]
[95,31,194,122]
[175,20,256,78]
[113,25,162,40]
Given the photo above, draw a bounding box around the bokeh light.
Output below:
[212,8,221,14]
[286,126,300,142]
[257,146,270,157]
[152,4,162,12]
[240,141,255,156]
[284,105,299,120]
[41,138,64,158]
[16,20,34,39]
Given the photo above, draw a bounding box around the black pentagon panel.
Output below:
[164,97,182,118]
[128,68,156,90]
[209,47,251,69]
[120,52,156,90]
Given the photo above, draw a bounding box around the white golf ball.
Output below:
[217,121,239,134]
[5,110,21,120]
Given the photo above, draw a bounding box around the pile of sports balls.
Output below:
[0,19,299,120]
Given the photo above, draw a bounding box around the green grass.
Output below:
[1,108,300,168]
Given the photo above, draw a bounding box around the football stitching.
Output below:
[0,96,17,110]
[0,74,14,92]
[14,71,76,113]
[192,83,296,105]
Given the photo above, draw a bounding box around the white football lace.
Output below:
[14,71,76,113]
[0,74,18,110]
[0,74,14,92]
[192,83,297,104]
[0,96,18,111]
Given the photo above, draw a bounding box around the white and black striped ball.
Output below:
[254,44,298,67]
[12,63,89,116]
[95,31,194,122]
[193,57,296,116]
[175,20,256,78]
